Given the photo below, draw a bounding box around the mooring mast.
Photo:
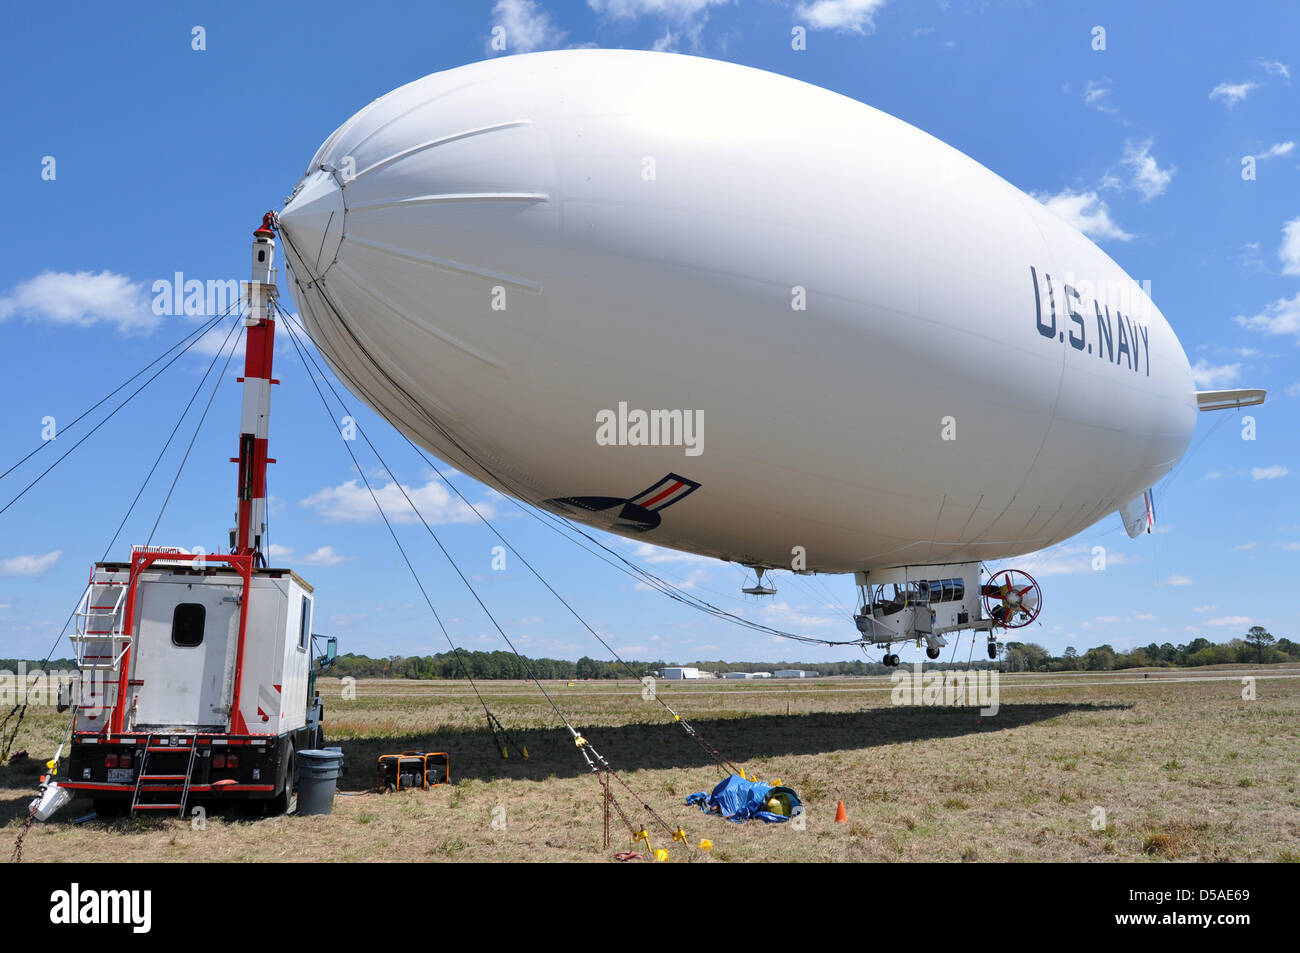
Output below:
[231,212,279,564]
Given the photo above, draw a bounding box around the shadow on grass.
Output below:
[0,702,1128,828]
[330,701,1131,790]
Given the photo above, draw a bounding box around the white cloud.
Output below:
[1251,465,1289,480]
[301,546,351,567]
[191,318,246,360]
[588,0,730,50]
[0,271,157,333]
[1259,59,1291,82]
[490,0,567,53]
[1166,574,1193,586]
[1233,542,1257,551]
[1204,616,1251,627]
[629,541,712,565]
[301,479,496,524]
[272,544,350,567]
[760,600,836,628]
[634,567,710,591]
[1002,543,1135,577]
[1033,190,1133,242]
[1121,140,1174,201]
[1084,78,1116,113]
[1257,141,1295,161]
[1234,291,1300,337]
[1209,80,1258,107]
[1280,217,1300,276]
[1,550,62,576]
[589,0,721,13]
[652,28,678,50]
[795,0,888,33]
[1189,359,1241,389]
[1192,605,1217,613]
[1094,612,1157,624]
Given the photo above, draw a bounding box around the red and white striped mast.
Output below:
[231,212,280,564]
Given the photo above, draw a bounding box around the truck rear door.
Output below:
[132,579,241,729]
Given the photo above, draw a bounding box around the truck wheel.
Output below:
[269,745,296,815]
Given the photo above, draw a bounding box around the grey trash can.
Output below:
[296,749,345,816]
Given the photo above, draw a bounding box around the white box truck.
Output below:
[57,216,332,816]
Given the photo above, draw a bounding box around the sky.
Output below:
[1,0,1297,666]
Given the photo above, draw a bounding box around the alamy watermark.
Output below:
[890,662,999,716]
[595,401,703,457]
[1,664,105,715]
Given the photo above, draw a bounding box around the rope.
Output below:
[276,298,697,852]
[9,812,34,864]
[0,306,243,762]
[0,307,235,519]
[277,308,526,756]
[0,309,230,483]
[104,310,242,557]
[279,305,578,737]
[275,307,743,777]
[276,229,857,651]
[145,318,244,545]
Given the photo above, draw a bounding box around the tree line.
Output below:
[314,627,1297,679]
[1001,627,1298,672]
[2,628,1292,681]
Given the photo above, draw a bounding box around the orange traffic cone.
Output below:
[834,800,848,823]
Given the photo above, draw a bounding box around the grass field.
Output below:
[4,664,1299,862]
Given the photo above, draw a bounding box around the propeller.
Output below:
[982,569,1042,629]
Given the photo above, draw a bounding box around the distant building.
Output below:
[661,667,700,680]
[773,669,816,678]
[751,672,772,679]
[721,671,751,679]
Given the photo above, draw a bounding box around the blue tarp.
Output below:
[686,774,803,824]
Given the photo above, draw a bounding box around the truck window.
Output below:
[172,603,206,647]
[299,595,311,650]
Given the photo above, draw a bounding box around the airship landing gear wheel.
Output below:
[982,569,1043,629]
[926,647,940,660]
[988,642,997,660]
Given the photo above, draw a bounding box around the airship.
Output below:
[277,50,1262,662]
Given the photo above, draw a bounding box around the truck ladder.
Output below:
[71,576,134,731]
[71,579,131,670]
[130,733,200,818]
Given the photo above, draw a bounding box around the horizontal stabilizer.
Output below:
[1197,388,1266,411]
[1119,488,1155,538]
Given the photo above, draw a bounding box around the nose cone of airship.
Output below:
[279,168,345,283]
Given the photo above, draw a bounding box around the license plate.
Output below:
[107,768,133,784]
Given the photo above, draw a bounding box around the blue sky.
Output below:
[1,0,1297,665]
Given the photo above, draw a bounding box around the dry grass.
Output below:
[3,665,1299,862]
